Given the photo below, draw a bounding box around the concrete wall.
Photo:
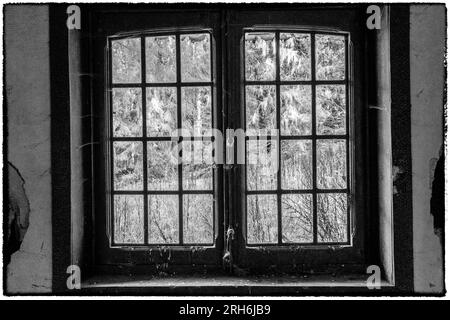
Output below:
[410,5,445,293]
[5,5,52,293]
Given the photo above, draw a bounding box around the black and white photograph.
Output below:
[1,1,448,305]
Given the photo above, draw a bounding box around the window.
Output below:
[92,8,367,274]
[244,31,350,246]
[109,32,216,246]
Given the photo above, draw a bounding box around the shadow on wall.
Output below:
[5,162,30,265]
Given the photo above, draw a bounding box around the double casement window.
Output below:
[92,8,367,273]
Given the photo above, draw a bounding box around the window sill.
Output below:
[81,274,393,295]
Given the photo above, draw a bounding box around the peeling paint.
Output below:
[429,157,439,188]
[392,165,403,181]
[6,162,30,266]
[410,5,445,294]
[430,147,444,234]
[5,5,52,294]
[392,165,404,195]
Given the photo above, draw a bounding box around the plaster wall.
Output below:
[410,4,445,294]
[5,5,52,293]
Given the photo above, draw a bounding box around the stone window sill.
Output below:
[82,274,393,295]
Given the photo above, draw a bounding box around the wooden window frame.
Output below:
[96,8,365,273]
[227,8,367,272]
[91,9,225,273]
[50,5,415,293]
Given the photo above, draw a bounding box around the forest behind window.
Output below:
[108,30,350,247]
[244,32,349,245]
[110,32,214,245]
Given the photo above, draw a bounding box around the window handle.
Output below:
[226,226,235,240]
[223,226,235,271]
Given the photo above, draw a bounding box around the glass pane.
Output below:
[316,34,345,80]
[316,85,346,135]
[182,141,213,190]
[317,139,347,189]
[148,195,179,244]
[183,194,214,244]
[113,141,143,190]
[317,193,348,243]
[280,33,311,81]
[246,85,276,135]
[146,35,176,83]
[146,87,177,137]
[112,88,142,137]
[247,139,278,191]
[147,141,178,190]
[181,33,211,82]
[247,195,278,244]
[281,140,312,190]
[114,195,144,244]
[245,32,276,81]
[282,194,313,243]
[181,86,212,136]
[280,85,312,135]
[111,38,141,83]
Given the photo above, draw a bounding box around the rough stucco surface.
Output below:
[5,5,52,293]
[410,5,445,293]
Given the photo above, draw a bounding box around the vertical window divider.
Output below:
[141,35,149,245]
[275,31,282,245]
[311,32,318,244]
[176,33,183,245]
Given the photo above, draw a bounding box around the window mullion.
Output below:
[176,33,183,245]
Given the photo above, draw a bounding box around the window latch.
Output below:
[223,226,235,271]
[226,226,235,241]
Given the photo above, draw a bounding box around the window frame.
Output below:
[91,6,369,275]
[91,10,225,272]
[227,8,368,272]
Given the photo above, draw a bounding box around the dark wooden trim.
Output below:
[390,5,414,292]
[91,8,224,268]
[230,7,366,271]
[50,5,71,293]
